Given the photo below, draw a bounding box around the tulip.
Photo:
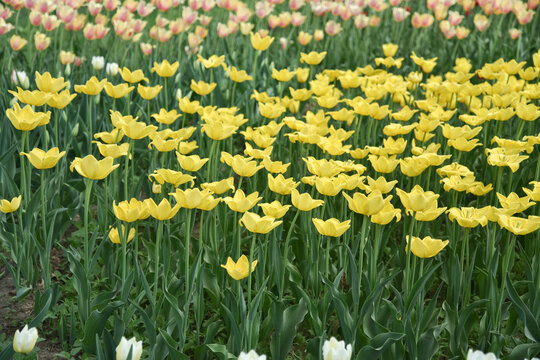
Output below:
[221,254,257,280]
[137,84,162,100]
[119,67,149,83]
[21,147,66,169]
[116,336,143,360]
[152,60,179,77]
[313,218,351,237]
[250,31,274,51]
[190,80,217,96]
[322,337,352,360]
[447,207,489,228]
[227,66,253,82]
[8,87,52,107]
[176,152,209,172]
[497,192,535,214]
[47,90,77,109]
[108,225,136,244]
[466,349,499,360]
[152,109,181,125]
[406,235,449,258]
[291,189,324,211]
[197,54,226,68]
[74,76,108,95]
[343,190,391,216]
[113,199,147,222]
[95,142,130,159]
[70,155,119,180]
[223,190,261,213]
[150,169,195,187]
[144,198,180,220]
[259,201,291,219]
[268,174,298,195]
[300,51,327,65]
[239,211,282,234]
[201,177,235,195]
[106,62,119,76]
[104,82,135,99]
[0,195,22,213]
[396,185,440,215]
[6,103,51,131]
[92,56,105,70]
[13,325,38,354]
[121,121,157,140]
[10,35,27,51]
[238,350,267,360]
[371,203,402,225]
[35,71,68,93]
[170,188,220,211]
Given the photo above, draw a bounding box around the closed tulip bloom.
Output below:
[176,152,209,172]
[144,198,180,220]
[119,67,149,83]
[35,71,68,93]
[0,195,22,213]
[190,80,216,95]
[9,87,52,106]
[122,121,157,140]
[259,201,291,219]
[95,142,129,159]
[447,207,488,228]
[108,225,136,244]
[291,189,324,211]
[137,84,162,100]
[268,174,298,195]
[70,155,119,180]
[250,31,274,51]
[304,157,342,178]
[116,336,143,360]
[343,190,392,216]
[152,60,179,77]
[152,109,181,125]
[47,90,77,109]
[113,199,145,222]
[13,325,38,354]
[406,235,449,258]
[21,147,66,169]
[170,188,220,210]
[315,176,345,196]
[7,103,51,131]
[239,211,283,234]
[149,169,195,187]
[396,185,440,214]
[104,82,135,98]
[322,337,352,360]
[313,218,351,237]
[201,177,235,195]
[223,190,261,212]
[221,254,257,280]
[369,155,400,173]
[74,76,107,95]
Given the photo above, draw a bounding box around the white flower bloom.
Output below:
[238,350,266,360]
[11,70,30,89]
[13,325,38,354]
[92,56,105,70]
[106,62,119,76]
[176,88,182,99]
[467,349,499,360]
[323,337,352,360]
[116,336,143,360]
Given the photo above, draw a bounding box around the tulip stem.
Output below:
[405,216,416,297]
[280,209,300,298]
[124,139,134,199]
[20,131,28,209]
[357,216,369,295]
[164,77,169,110]
[154,220,163,307]
[88,95,93,154]
[41,170,50,289]
[84,179,94,276]
[185,209,192,296]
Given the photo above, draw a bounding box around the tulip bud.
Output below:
[72,122,79,136]
[13,325,38,354]
[95,93,101,105]
[106,62,119,76]
[65,64,72,77]
[92,56,105,70]
[323,337,352,360]
[116,336,143,360]
[152,183,162,194]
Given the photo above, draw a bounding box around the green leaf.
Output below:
[356,332,405,359]
[270,298,308,360]
[206,344,237,360]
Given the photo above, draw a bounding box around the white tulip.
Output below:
[238,350,266,360]
[323,337,352,360]
[106,62,119,76]
[13,325,38,354]
[467,349,499,360]
[92,56,105,70]
[11,70,30,89]
[116,336,143,360]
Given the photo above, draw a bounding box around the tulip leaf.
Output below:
[82,301,123,354]
[270,298,308,360]
[159,329,190,360]
[356,332,405,359]
[506,274,540,343]
[206,344,236,360]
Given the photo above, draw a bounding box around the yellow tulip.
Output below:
[121,121,157,140]
[170,188,220,210]
[119,67,149,83]
[221,254,257,280]
[197,54,225,69]
[300,51,327,65]
[70,155,119,180]
[515,102,540,121]
[7,103,51,131]
[342,190,392,216]
[0,195,22,213]
[223,190,261,213]
[312,218,351,237]
[220,152,263,177]
[190,80,216,96]
[149,169,195,187]
[523,181,540,201]
[371,203,401,225]
[227,66,253,83]
[178,97,201,114]
[108,225,136,244]
[176,152,209,172]
[94,128,124,144]
[368,155,400,173]
[497,215,540,235]
[201,177,235,195]
[365,176,398,194]
[268,174,298,195]
[137,84,162,100]
[104,82,135,99]
[497,192,535,214]
[113,198,148,222]
[272,68,296,82]
[315,176,345,196]
[289,88,312,102]
[239,211,282,234]
[144,198,180,220]
[447,207,488,228]
[95,142,130,159]
[151,109,181,125]
[9,87,52,106]
[258,102,286,119]
[47,90,77,109]
[399,156,431,177]
[395,185,440,215]
[151,60,179,77]
[291,189,324,211]
[250,32,274,51]
[259,201,291,219]
[382,43,398,57]
[262,156,290,174]
[35,71,68,93]
[20,147,66,169]
[148,135,179,152]
[406,236,449,258]
[74,76,107,95]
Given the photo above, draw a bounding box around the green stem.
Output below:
[280,209,300,297]
[154,220,163,306]
[41,170,50,289]
[84,179,94,275]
